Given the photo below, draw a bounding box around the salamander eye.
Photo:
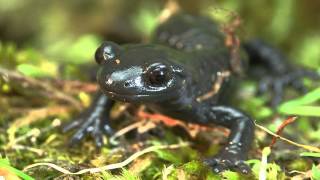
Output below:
[146,63,172,86]
[95,41,121,64]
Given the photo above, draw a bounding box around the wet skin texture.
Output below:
[63,14,318,173]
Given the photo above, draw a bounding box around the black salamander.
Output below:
[63,13,318,173]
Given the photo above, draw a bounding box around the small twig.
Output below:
[137,110,186,127]
[290,164,320,180]
[222,12,243,75]
[7,128,41,148]
[270,116,297,147]
[0,67,82,110]
[11,144,44,156]
[109,120,148,145]
[255,122,320,153]
[137,110,229,138]
[196,71,231,102]
[23,142,190,175]
[289,170,306,175]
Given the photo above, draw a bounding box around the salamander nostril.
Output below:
[124,81,130,87]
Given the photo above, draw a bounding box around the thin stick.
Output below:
[196,71,231,102]
[109,120,148,145]
[255,122,320,153]
[0,67,82,110]
[270,116,297,147]
[23,142,190,175]
[12,144,44,156]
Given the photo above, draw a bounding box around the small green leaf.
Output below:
[279,105,320,116]
[246,159,261,178]
[266,163,281,180]
[0,158,10,165]
[0,158,35,180]
[312,164,320,180]
[154,149,182,164]
[300,152,320,158]
[280,87,320,106]
[279,87,320,116]
[17,63,57,78]
[221,170,240,180]
[182,161,204,175]
[120,169,141,180]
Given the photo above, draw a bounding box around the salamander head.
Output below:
[95,41,188,102]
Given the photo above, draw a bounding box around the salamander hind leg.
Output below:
[244,39,320,107]
[201,106,255,174]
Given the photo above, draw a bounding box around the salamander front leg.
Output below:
[62,92,115,147]
[203,106,255,174]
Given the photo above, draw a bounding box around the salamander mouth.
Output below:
[103,90,158,102]
[102,89,180,102]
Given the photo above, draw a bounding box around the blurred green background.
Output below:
[1,1,320,179]
[1,0,320,70]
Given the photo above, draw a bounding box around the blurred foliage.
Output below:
[0,0,319,179]
[0,158,34,180]
[279,87,320,116]
[44,34,101,64]
[312,164,320,180]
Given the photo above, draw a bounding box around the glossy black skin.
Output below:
[63,13,318,173]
